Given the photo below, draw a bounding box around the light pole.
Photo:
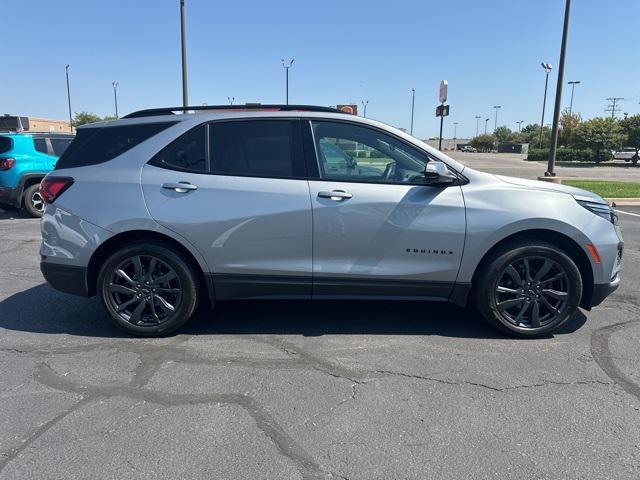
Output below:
[484,118,490,135]
[65,65,73,133]
[453,122,458,150]
[546,0,571,177]
[567,80,580,115]
[281,58,294,105]
[475,115,481,137]
[493,106,501,132]
[410,88,415,135]
[227,96,235,105]
[180,0,188,108]
[361,100,369,118]
[539,62,553,148]
[112,81,119,119]
[516,120,524,132]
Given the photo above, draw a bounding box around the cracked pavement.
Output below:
[1,205,639,479]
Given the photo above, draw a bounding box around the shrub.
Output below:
[526,148,610,162]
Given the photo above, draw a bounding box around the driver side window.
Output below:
[312,121,428,184]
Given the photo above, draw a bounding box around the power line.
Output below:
[605,97,624,119]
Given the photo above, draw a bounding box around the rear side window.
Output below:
[0,136,12,154]
[56,122,175,169]
[150,125,207,172]
[209,120,304,178]
[50,138,73,157]
[34,138,49,154]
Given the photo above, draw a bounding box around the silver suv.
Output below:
[39,105,623,337]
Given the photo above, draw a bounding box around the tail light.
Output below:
[40,176,74,204]
[0,158,15,170]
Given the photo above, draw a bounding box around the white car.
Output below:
[461,145,477,153]
[612,148,639,163]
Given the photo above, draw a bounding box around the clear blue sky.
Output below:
[3,0,639,139]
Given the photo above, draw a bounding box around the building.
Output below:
[0,115,72,133]
[424,138,471,151]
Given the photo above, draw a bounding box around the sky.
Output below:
[2,0,639,139]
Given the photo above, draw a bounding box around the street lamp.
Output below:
[475,115,481,137]
[65,65,73,133]
[493,105,501,132]
[410,88,415,135]
[539,62,553,148]
[484,118,490,135]
[180,0,189,108]
[453,122,458,150]
[361,99,369,118]
[227,96,235,105]
[112,81,119,119]
[516,120,524,132]
[567,80,581,115]
[281,58,294,105]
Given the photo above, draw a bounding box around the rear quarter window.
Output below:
[55,122,176,169]
[0,136,12,154]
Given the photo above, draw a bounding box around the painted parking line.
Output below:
[615,209,640,218]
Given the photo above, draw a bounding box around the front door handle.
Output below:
[318,190,353,201]
[162,182,198,193]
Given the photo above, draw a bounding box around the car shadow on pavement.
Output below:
[0,206,31,220]
[0,283,587,340]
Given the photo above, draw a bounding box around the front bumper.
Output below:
[586,274,621,309]
[40,261,90,297]
[0,186,22,207]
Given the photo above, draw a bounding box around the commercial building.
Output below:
[0,115,72,133]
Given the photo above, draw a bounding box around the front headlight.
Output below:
[577,200,617,224]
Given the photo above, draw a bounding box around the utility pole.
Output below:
[546,0,571,178]
[112,81,119,119]
[180,0,189,108]
[227,96,235,105]
[453,122,458,150]
[605,97,624,119]
[539,63,553,148]
[410,88,415,135]
[567,80,580,115]
[475,115,481,137]
[281,59,294,105]
[361,100,369,118]
[493,106,501,132]
[65,65,73,133]
[484,118,490,135]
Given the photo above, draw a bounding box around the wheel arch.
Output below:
[86,230,214,306]
[470,229,594,309]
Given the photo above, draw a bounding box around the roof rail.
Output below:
[123,104,346,119]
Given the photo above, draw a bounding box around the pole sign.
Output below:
[435,105,450,117]
[336,104,358,115]
[439,80,448,104]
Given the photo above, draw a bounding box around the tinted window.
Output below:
[150,125,207,172]
[0,136,13,154]
[56,122,175,170]
[50,138,73,157]
[210,120,303,178]
[34,138,49,155]
[312,121,427,184]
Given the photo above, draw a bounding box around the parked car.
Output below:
[612,147,639,164]
[39,105,623,337]
[0,132,74,216]
[461,145,477,153]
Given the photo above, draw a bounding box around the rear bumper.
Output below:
[40,261,90,297]
[0,186,21,207]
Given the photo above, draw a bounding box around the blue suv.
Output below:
[0,132,73,217]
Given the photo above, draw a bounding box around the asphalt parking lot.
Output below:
[1,205,639,480]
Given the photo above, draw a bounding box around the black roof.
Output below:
[123,104,346,119]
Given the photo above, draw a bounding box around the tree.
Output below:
[493,126,515,144]
[470,134,496,153]
[619,114,640,164]
[519,124,552,148]
[574,117,627,163]
[73,111,103,126]
[559,109,581,147]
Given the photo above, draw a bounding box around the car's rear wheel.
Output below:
[474,241,582,337]
[23,183,45,218]
[97,242,200,336]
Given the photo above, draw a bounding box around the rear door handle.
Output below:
[318,190,353,201]
[162,182,198,193]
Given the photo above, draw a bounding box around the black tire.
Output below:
[23,184,45,218]
[97,242,200,336]
[474,240,582,337]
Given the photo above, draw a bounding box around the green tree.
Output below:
[73,111,103,126]
[619,114,640,164]
[519,124,552,148]
[574,117,627,163]
[470,134,496,153]
[559,109,581,147]
[493,126,515,144]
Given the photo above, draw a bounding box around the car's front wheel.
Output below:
[475,241,582,337]
[97,242,200,336]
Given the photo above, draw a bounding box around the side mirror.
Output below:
[423,161,456,185]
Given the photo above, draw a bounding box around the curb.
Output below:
[606,198,640,207]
